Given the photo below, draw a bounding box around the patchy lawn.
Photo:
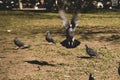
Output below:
[0,10,120,80]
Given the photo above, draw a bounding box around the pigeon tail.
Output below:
[51,40,56,44]
[22,44,30,49]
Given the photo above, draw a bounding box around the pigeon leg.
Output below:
[68,41,70,46]
[72,41,74,46]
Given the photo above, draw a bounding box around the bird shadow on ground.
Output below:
[60,39,81,48]
[106,35,120,41]
[77,56,92,59]
[25,60,55,66]
[0,57,6,58]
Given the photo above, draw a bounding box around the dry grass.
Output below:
[0,10,120,80]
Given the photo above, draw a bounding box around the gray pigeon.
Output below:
[59,10,79,46]
[89,73,95,80]
[14,37,30,49]
[46,31,55,44]
[85,44,101,57]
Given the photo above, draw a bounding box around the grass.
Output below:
[0,10,120,80]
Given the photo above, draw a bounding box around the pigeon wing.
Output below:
[59,10,69,29]
[46,35,55,43]
[87,48,98,56]
[71,11,79,30]
[90,48,99,56]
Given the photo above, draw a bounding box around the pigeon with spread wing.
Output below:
[59,10,79,47]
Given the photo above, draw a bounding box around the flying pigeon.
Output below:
[85,44,102,57]
[89,73,95,80]
[14,37,30,49]
[46,31,55,44]
[59,10,79,46]
[118,62,120,75]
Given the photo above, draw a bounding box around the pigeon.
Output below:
[89,73,95,80]
[14,37,24,48]
[46,31,55,44]
[59,10,79,46]
[14,37,30,49]
[85,44,101,57]
[118,62,120,75]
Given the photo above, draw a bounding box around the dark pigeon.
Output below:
[89,73,95,80]
[46,31,55,44]
[14,37,30,49]
[85,44,101,57]
[14,37,24,48]
[118,62,120,75]
[59,10,79,46]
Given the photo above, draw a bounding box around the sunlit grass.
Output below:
[0,10,120,80]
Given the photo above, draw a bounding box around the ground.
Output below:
[0,10,120,80]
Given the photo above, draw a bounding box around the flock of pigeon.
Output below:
[13,10,120,80]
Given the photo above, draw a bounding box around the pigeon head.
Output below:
[69,24,72,28]
[14,37,18,40]
[68,24,74,31]
[46,31,50,35]
[85,44,89,48]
